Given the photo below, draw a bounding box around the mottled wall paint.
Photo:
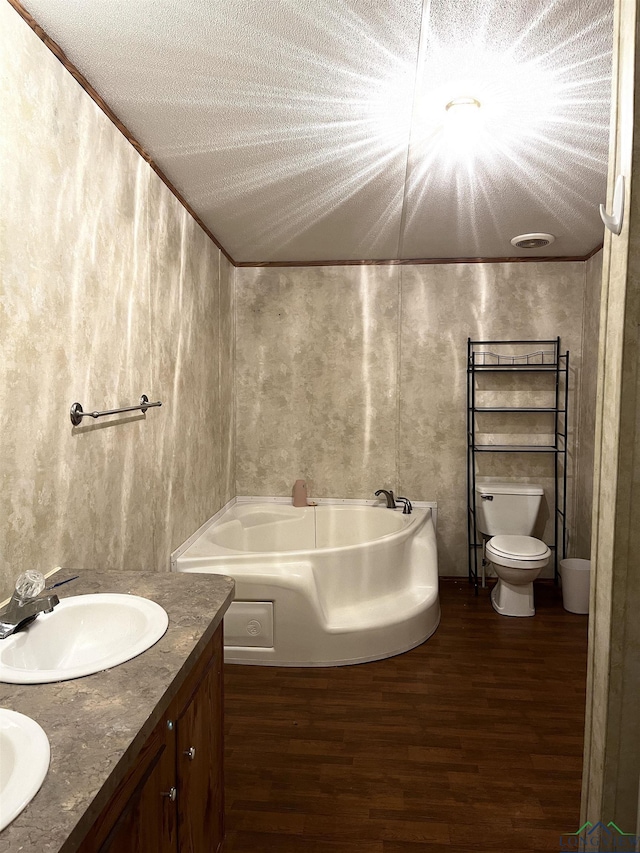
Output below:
[236,262,587,575]
[236,265,399,498]
[0,5,234,597]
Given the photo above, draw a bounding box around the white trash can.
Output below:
[559,558,591,614]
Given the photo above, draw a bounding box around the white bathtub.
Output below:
[175,502,440,666]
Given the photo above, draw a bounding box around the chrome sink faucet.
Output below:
[375,489,396,509]
[0,571,59,640]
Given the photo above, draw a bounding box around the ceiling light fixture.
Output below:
[510,233,556,249]
[442,96,484,157]
[445,96,481,112]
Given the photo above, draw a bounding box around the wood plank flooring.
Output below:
[223,579,588,852]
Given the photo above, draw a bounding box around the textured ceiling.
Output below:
[21,0,613,263]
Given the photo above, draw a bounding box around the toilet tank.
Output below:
[474,482,544,536]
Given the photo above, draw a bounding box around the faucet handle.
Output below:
[396,496,413,515]
[15,570,46,602]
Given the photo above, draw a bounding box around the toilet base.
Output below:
[491,579,535,617]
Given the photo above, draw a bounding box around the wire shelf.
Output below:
[473,349,556,366]
[466,337,569,594]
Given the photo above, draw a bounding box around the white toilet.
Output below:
[475,482,551,617]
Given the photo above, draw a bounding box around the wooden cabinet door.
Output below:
[78,718,178,853]
[176,628,224,853]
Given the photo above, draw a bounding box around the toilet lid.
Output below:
[487,535,550,559]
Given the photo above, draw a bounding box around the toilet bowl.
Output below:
[485,535,551,617]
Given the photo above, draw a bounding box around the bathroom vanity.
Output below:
[0,570,234,852]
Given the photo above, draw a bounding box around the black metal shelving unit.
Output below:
[467,338,569,593]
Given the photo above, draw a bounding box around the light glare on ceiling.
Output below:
[413,44,567,173]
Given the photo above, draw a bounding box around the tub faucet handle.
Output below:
[397,497,413,515]
[374,489,396,509]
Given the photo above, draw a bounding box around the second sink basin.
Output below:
[0,708,50,831]
[0,594,169,684]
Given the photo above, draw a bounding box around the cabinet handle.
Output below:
[161,787,177,802]
[184,747,196,760]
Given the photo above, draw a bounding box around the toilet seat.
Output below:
[486,535,550,569]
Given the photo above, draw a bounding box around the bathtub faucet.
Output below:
[375,489,396,509]
[396,497,413,515]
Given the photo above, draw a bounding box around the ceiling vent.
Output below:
[510,233,556,249]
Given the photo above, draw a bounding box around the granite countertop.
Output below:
[0,570,234,853]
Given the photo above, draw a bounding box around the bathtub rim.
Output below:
[170,497,438,571]
[188,506,427,560]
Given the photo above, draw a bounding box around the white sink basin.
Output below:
[0,708,50,831]
[0,594,169,684]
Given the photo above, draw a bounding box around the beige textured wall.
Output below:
[236,262,587,575]
[236,265,399,497]
[573,250,603,559]
[0,4,234,598]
